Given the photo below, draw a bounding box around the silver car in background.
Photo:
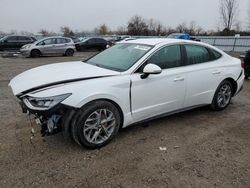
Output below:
[20,37,76,57]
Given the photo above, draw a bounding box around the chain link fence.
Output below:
[196,36,250,52]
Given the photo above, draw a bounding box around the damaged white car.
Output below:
[9,39,244,148]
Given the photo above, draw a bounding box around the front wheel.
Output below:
[30,49,41,58]
[211,80,233,111]
[73,101,121,149]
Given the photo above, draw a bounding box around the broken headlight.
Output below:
[23,93,71,111]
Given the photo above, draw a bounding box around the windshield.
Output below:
[0,36,7,41]
[86,43,152,72]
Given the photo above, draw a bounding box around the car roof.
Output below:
[120,38,207,47]
[34,36,73,43]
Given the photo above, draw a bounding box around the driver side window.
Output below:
[147,45,182,69]
[38,38,56,46]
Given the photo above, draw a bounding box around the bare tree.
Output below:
[115,26,127,35]
[219,0,239,30]
[176,22,188,33]
[38,29,50,36]
[147,18,166,36]
[248,1,250,30]
[127,15,148,35]
[97,24,110,35]
[60,26,75,37]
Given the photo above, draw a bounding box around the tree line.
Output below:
[1,0,250,37]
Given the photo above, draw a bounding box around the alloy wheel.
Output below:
[217,84,232,108]
[83,109,116,144]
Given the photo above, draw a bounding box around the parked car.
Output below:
[242,50,250,79]
[115,35,132,42]
[75,37,107,51]
[9,39,244,148]
[167,33,200,41]
[0,35,36,51]
[69,36,81,44]
[117,38,136,43]
[20,37,76,57]
[105,38,116,48]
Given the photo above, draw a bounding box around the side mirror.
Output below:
[141,64,162,79]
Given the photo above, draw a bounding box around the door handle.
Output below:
[212,71,221,75]
[174,77,185,82]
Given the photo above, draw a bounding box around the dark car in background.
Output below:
[167,33,200,41]
[75,37,107,51]
[242,51,250,79]
[0,35,36,51]
[69,36,81,44]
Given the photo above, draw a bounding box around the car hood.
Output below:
[9,61,120,95]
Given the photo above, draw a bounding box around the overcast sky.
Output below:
[0,0,248,33]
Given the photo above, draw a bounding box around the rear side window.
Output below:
[57,38,67,44]
[88,39,95,44]
[96,38,106,43]
[66,38,71,43]
[185,44,211,65]
[6,36,18,42]
[147,45,182,69]
[210,49,222,60]
[18,36,32,42]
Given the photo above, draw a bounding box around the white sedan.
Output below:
[9,38,244,148]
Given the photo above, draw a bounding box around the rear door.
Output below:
[183,44,223,107]
[18,36,33,48]
[5,36,19,51]
[55,38,68,54]
[131,45,187,122]
[86,38,96,49]
[38,38,57,55]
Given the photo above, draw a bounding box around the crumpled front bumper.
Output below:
[19,99,75,136]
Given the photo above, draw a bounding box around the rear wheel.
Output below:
[211,80,233,111]
[65,49,74,56]
[72,101,121,149]
[30,49,41,58]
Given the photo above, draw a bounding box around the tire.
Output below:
[72,101,121,149]
[30,49,41,58]
[210,80,233,111]
[65,49,74,56]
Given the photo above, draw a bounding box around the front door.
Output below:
[131,45,187,122]
[38,38,57,55]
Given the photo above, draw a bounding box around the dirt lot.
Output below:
[0,52,249,188]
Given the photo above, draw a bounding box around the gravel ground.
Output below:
[0,52,249,188]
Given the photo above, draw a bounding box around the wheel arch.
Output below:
[79,98,124,128]
[224,77,237,96]
[66,48,74,52]
[30,49,41,56]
